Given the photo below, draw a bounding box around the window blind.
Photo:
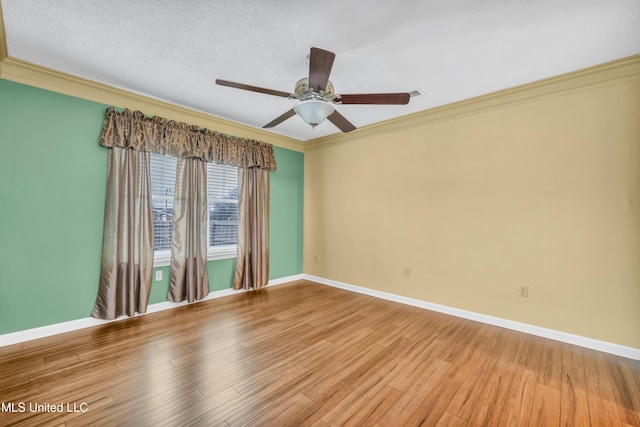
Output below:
[150,153,177,251]
[207,163,239,247]
[149,154,239,254]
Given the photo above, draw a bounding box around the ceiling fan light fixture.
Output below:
[294,99,334,128]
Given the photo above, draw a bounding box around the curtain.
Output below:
[168,158,210,302]
[234,167,270,290]
[100,108,277,170]
[92,147,153,319]
[94,106,276,314]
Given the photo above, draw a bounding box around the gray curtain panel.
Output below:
[234,167,270,290]
[168,157,210,302]
[92,147,154,319]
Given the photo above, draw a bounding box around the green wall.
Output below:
[270,146,304,278]
[0,79,304,335]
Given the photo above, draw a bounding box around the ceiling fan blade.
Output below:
[216,79,292,98]
[263,109,297,128]
[327,110,356,133]
[308,47,335,92]
[336,93,411,105]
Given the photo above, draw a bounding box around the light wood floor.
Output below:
[1,280,639,426]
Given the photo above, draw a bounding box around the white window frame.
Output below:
[206,195,238,261]
[153,249,172,267]
[207,242,237,261]
[206,203,237,260]
[206,161,239,262]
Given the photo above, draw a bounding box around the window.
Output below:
[207,162,239,249]
[150,153,176,257]
[150,153,239,266]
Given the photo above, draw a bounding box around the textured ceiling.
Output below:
[2,0,639,141]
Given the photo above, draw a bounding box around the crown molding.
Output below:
[1,0,637,157]
[306,54,640,152]
[0,0,302,152]
[0,56,305,152]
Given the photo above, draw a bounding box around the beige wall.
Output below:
[304,63,640,348]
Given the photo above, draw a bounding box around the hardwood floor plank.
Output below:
[443,330,485,382]
[377,359,451,426]
[251,391,312,426]
[560,365,591,426]
[468,365,517,425]
[606,354,640,426]
[516,335,545,373]
[117,389,205,426]
[529,383,562,426]
[538,339,564,390]
[587,393,623,427]
[1,280,638,426]
[584,349,617,399]
[0,373,30,391]
[340,385,404,427]
[494,329,521,370]
[436,411,469,426]
[401,376,463,426]
[443,351,500,422]
[152,386,239,426]
[271,383,353,426]
[216,363,319,425]
[387,340,446,392]
[563,342,587,371]
[318,358,404,425]
[501,367,538,427]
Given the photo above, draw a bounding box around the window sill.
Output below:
[207,245,237,262]
[153,250,171,268]
[153,245,237,268]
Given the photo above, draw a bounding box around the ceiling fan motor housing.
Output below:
[294,77,335,99]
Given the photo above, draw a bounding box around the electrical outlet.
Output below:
[155,270,163,281]
[314,254,319,263]
[403,267,411,278]
[519,285,529,297]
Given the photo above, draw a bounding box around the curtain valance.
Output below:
[99,107,277,170]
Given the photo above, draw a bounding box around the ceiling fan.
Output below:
[216,47,412,133]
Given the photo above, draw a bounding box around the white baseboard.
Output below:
[303,274,640,361]
[266,274,304,286]
[0,274,303,347]
[4,273,637,361]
